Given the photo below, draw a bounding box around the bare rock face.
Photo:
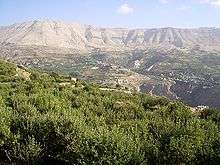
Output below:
[1,20,220,51]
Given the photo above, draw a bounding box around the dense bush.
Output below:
[0,60,219,164]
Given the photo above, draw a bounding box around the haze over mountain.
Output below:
[1,20,220,51]
[0,20,220,108]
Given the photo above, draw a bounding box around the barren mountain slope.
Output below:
[1,20,220,51]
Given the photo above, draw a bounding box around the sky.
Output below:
[0,0,220,28]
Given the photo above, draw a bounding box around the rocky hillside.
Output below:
[1,20,220,51]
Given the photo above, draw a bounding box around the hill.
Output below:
[0,60,219,164]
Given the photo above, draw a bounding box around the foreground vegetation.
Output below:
[0,60,220,164]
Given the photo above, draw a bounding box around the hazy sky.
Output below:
[0,0,220,28]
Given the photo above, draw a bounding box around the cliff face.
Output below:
[1,20,220,51]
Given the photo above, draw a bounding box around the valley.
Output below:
[0,20,220,108]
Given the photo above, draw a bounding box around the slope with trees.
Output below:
[0,60,219,164]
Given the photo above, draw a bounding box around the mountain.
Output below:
[0,20,220,107]
[1,20,220,51]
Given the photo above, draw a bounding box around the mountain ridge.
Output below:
[1,20,220,51]
[1,19,219,30]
